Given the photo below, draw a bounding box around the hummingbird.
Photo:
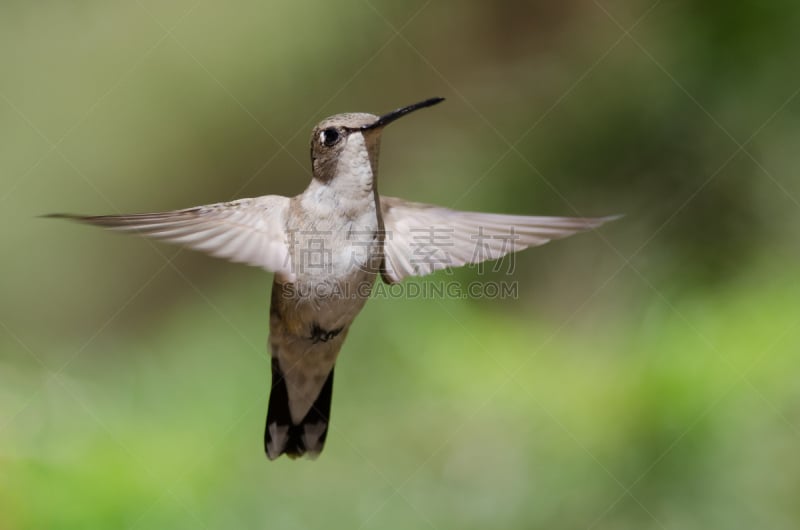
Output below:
[48,97,618,460]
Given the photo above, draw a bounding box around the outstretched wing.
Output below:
[379,196,619,283]
[48,195,294,280]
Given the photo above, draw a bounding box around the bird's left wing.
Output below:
[379,196,619,284]
[48,195,295,281]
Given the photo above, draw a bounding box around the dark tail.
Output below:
[264,358,334,460]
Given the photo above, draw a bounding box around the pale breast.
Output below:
[278,195,382,331]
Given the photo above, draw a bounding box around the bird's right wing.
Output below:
[48,195,295,281]
[380,196,619,284]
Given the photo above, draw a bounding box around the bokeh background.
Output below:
[2,1,800,528]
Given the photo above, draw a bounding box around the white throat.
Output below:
[302,132,378,215]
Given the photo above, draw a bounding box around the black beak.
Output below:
[361,97,445,131]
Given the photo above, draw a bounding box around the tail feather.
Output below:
[264,358,334,460]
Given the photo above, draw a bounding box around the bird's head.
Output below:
[309,97,444,186]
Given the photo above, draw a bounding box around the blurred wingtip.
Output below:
[40,213,117,226]
[583,213,623,231]
[40,213,80,220]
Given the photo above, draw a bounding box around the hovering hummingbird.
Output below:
[49,97,618,460]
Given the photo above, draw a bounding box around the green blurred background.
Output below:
[2,1,800,528]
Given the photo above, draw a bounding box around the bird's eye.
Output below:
[320,128,340,147]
